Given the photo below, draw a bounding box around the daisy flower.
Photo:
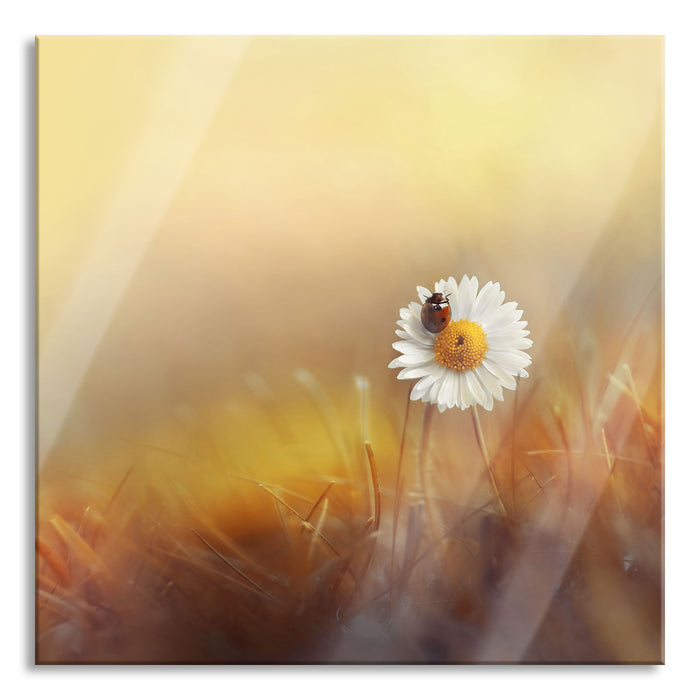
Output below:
[389,275,532,412]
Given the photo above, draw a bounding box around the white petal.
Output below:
[480,387,494,411]
[475,364,504,403]
[410,384,426,401]
[390,346,424,361]
[472,282,506,324]
[465,370,487,409]
[410,373,437,400]
[458,372,475,409]
[488,335,533,351]
[481,301,523,331]
[502,320,529,333]
[442,276,459,300]
[510,337,533,350]
[395,329,434,348]
[450,374,462,408]
[485,325,530,344]
[466,280,493,320]
[471,370,494,411]
[482,357,517,390]
[389,353,434,368]
[398,315,437,346]
[437,372,456,408]
[416,285,432,302]
[486,349,532,372]
[456,275,479,320]
[428,369,446,402]
[392,341,434,359]
[399,301,422,321]
[397,365,433,380]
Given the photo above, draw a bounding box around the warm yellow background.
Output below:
[36,36,663,665]
[37,36,662,463]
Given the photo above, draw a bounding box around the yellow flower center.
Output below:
[433,319,488,371]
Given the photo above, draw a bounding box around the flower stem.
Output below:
[418,403,442,541]
[390,386,411,587]
[471,406,508,516]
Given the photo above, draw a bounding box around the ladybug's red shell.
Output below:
[421,292,451,333]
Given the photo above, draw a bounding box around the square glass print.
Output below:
[36,36,663,664]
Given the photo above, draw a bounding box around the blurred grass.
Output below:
[36,258,662,661]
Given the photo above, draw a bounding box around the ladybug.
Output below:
[421,292,451,333]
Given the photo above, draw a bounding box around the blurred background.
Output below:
[36,36,662,663]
